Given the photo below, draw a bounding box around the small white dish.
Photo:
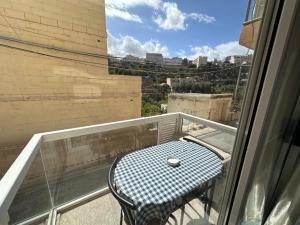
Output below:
[167,156,180,167]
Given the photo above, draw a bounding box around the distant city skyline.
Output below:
[111,52,252,63]
[105,0,251,61]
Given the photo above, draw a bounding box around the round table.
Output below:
[114,141,223,225]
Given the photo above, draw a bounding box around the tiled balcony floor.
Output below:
[57,193,219,225]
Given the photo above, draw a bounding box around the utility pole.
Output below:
[234,64,243,103]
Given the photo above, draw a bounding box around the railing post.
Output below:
[157,122,160,145]
[244,0,252,22]
[176,113,183,136]
[0,211,9,225]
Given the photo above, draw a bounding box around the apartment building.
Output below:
[122,55,145,64]
[163,57,183,66]
[225,55,253,64]
[146,53,163,65]
[193,56,208,67]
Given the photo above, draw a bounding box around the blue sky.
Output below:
[105,0,250,60]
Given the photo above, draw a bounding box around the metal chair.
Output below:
[107,156,136,225]
[181,137,223,219]
[107,156,178,225]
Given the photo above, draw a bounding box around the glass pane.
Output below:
[182,118,235,154]
[8,151,51,224]
[240,2,300,223]
[40,124,157,206]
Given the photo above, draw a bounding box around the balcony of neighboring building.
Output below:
[0,113,236,225]
[239,0,265,50]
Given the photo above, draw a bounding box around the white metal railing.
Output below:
[0,134,42,224]
[41,113,179,142]
[0,112,237,224]
[244,0,265,23]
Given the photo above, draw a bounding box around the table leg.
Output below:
[203,182,208,217]
[207,179,216,218]
[120,210,123,225]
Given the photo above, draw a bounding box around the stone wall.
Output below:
[168,93,238,123]
[0,0,141,178]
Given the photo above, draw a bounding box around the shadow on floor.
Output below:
[58,193,219,225]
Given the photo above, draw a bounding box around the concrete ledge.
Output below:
[169,93,233,100]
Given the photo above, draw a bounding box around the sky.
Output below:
[105,0,251,61]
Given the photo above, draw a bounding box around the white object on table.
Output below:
[167,156,180,167]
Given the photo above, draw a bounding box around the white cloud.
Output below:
[153,2,186,30]
[108,34,249,61]
[106,6,142,23]
[105,0,161,23]
[105,0,215,29]
[153,2,215,31]
[186,13,216,24]
[176,49,187,58]
[107,31,169,57]
[188,41,250,61]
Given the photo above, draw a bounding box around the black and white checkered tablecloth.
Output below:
[114,141,223,225]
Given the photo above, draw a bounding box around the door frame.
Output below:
[217,0,300,224]
[225,0,299,224]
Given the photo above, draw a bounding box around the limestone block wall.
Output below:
[0,0,142,178]
[0,0,107,55]
[168,93,235,122]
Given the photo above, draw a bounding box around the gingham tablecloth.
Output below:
[114,141,223,225]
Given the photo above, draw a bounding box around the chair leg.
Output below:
[168,214,177,225]
[120,209,123,225]
[180,205,185,225]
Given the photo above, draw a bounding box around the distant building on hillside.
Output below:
[163,57,183,66]
[122,55,145,64]
[213,58,223,65]
[167,77,199,92]
[193,56,208,67]
[146,53,163,65]
[225,55,253,64]
[108,54,120,63]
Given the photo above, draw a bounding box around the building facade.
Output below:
[122,55,145,64]
[163,57,183,66]
[225,55,253,64]
[0,0,141,177]
[146,53,163,65]
[168,93,238,122]
[193,56,208,67]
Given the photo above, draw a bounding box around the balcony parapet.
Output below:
[0,112,237,225]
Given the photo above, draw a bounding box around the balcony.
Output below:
[239,0,265,49]
[0,113,236,225]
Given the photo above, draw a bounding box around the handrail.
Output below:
[0,134,42,221]
[244,0,264,23]
[244,0,253,22]
[41,113,180,142]
[243,16,263,25]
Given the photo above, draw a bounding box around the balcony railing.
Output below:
[244,0,264,24]
[0,112,236,225]
[239,0,265,50]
